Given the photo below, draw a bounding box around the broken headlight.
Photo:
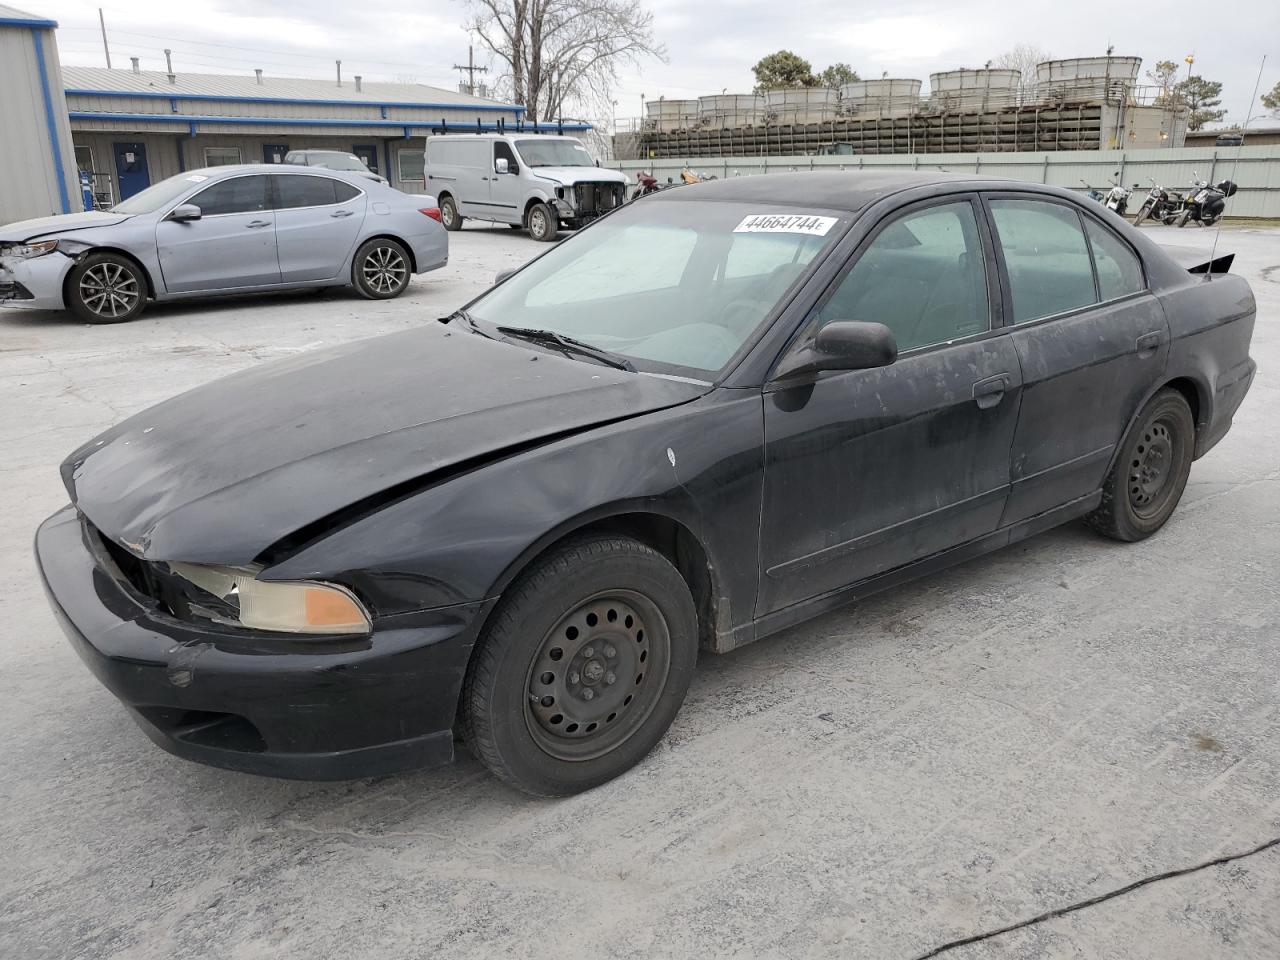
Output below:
[166,562,372,636]
[0,240,59,260]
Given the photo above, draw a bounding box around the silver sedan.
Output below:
[0,165,448,323]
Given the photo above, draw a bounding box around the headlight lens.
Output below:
[0,239,59,260]
[167,562,372,635]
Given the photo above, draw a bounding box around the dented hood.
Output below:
[63,325,707,565]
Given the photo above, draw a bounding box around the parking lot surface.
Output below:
[1,222,1277,960]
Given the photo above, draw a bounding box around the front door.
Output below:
[352,144,379,175]
[262,144,290,164]
[155,174,281,293]
[113,142,150,200]
[758,197,1021,615]
[272,174,367,282]
[983,195,1169,524]
[488,141,524,222]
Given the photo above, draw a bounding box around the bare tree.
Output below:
[991,43,1051,105]
[469,0,666,122]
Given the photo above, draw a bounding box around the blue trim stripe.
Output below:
[68,111,592,132]
[0,15,58,27]
[31,30,71,213]
[65,88,527,114]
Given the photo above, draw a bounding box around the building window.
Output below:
[204,146,243,167]
[399,149,425,186]
[74,145,94,174]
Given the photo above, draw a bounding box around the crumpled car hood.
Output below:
[63,324,707,565]
[532,167,629,187]
[0,210,132,242]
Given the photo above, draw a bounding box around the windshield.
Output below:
[515,139,594,168]
[466,200,847,377]
[309,153,369,172]
[110,172,212,214]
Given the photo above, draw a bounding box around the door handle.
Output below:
[246,219,271,229]
[972,374,1010,410]
[1135,331,1162,357]
[330,209,354,218]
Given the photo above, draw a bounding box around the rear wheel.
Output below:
[352,238,410,299]
[66,252,146,323]
[1086,389,1195,542]
[439,195,463,231]
[461,535,697,796]
[527,202,559,242]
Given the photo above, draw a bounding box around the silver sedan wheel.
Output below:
[78,262,140,319]
[361,245,407,295]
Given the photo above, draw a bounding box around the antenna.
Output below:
[1208,54,1266,272]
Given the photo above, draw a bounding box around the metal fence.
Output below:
[611,145,1280,218]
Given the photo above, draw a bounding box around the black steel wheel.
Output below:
[440,195,463,231]
[1087,388,1195,542]
[462,535,697,796]
[352,238,410,300]
[66,252,146,323]
[526,201,559,242]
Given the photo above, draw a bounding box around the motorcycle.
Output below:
[632,170,662,199]
[1080,179,1105,203]
[1133,178,1177,226]
[1173,172,1238,227]
[1100,172,1132,216]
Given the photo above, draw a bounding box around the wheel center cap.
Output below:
[582,659,605,684]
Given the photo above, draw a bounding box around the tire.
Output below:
[526,201,559,242]
[1133,205,1151,226]
[351,238,411,300]
[66,252,146,323]
[1175,209,1191,228]
[1086,389,1195,542]
[461,535,698,796]
[439,195,463,231]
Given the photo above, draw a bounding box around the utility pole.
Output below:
[453,45,488,96]
[98,8,111,69]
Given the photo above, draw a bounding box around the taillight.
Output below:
[420,207,442,222]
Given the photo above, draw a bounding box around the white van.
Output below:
[424,134,629,241]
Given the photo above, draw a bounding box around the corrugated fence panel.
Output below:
[614,145,1280,218]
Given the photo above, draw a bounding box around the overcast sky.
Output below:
[40,0,1277,128]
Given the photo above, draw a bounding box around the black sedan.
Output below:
[36,172,1257,796]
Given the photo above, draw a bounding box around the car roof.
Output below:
[182,163,372,183]
[430,133,581,142]
[649,170,1034,213]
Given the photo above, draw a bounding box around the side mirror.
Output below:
[167,203,201,222]
[773,321,898,380]
[495,268,516,285]
[495,158,510,175]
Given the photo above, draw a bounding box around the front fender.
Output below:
[264,388,766,634]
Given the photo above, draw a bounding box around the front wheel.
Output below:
[1086,389,1195,542]
[66,252,146,323]
[352,238,410,299]
[526,201,559,242]
[461,536,698,796]
[1175,209,1192,228]
[1133,204,1152,226]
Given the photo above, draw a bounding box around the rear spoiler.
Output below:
[1164,247,1235,275]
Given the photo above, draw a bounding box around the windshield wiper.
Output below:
[445,309,495,339]
[496,325,635,371]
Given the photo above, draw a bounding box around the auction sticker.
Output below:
[734,213,837,236]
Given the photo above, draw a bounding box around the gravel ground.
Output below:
[0,221,1277,960]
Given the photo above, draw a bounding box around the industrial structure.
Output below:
[629,56,1191,159]
[0,4,78,223]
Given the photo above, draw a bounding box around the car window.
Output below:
[814,201,990,352]
[723,232,821,280]
[1083,218,1144,301]
[989,199,1097,323]
[526,223,699,306]
[334,180,361,202]
[275,175,338,209]
[494,141,519,174]
[191,176,269,216]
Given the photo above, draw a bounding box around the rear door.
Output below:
[155,174,280,293]
[272,174,367,282]
[758,196,1022,615]
[983,195,1168,523]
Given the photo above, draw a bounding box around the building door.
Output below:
[262,144,290,164]
[112,142,150,200]
[352,144,378,175]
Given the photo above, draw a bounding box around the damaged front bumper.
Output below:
[35,505,494,780]
[0,252,73,310]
